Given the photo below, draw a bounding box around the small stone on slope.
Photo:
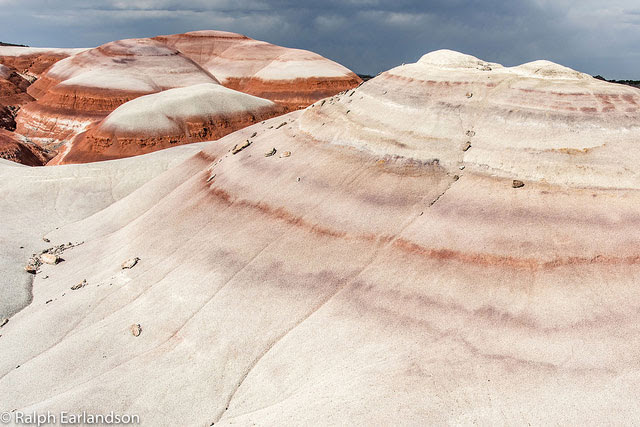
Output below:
[232,140,251,154]
[130,324,142,337]
[71,279,87,290]
[121,257,140,269]
[40,253,60,265]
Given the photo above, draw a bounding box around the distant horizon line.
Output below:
[1,38,639,83]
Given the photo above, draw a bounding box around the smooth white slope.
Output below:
[4,51,640,426]
[0,47,88,56]
[0,141,214,319]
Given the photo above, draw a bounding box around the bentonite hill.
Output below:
[0,30,361,165]
[1,34,640,426]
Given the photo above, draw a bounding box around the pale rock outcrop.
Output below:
[0,140,214,318]
[2,51,640,425]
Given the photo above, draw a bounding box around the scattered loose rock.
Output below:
[275,122,287,129]
[232,140,251,154]
[45,299,52,304]
[42,237,50,243]
[71,279,87,290]
[466,130,476,137]
[206,174,216,183]
[25,257,41,274]
[130,324,142,337]
[280,151,291,158]
[264,148,277,157]
[40,253,60,265]
[512,180,525,188]
[250,132,257,138]
[462,142,471,152]
[0,318,8,328]
[121,257,140,269]
[466,92,473,98]
[28,242,82,272]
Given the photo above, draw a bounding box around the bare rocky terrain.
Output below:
[1,46,640,425]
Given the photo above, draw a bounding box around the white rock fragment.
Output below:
[71,279,87,290]
[232,140,251,154]
[40,253,60,265]
[121,257,140,269]
[130,324,142,337]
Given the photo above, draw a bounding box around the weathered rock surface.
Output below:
[0,64,32,108]
[0,105,16,131]
[2,51,640,425]
[154,30,362,110]
[0,129,52,166]
[0,63,34,144]
[0,46,86,77]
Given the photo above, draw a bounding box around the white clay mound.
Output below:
[101,83,277,134]
[47,38,219,92]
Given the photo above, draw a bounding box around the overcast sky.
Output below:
[1,0,640,79]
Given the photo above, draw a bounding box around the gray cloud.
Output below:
[1,0,639,78]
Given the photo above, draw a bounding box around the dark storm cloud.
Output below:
[0,0,639,78]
